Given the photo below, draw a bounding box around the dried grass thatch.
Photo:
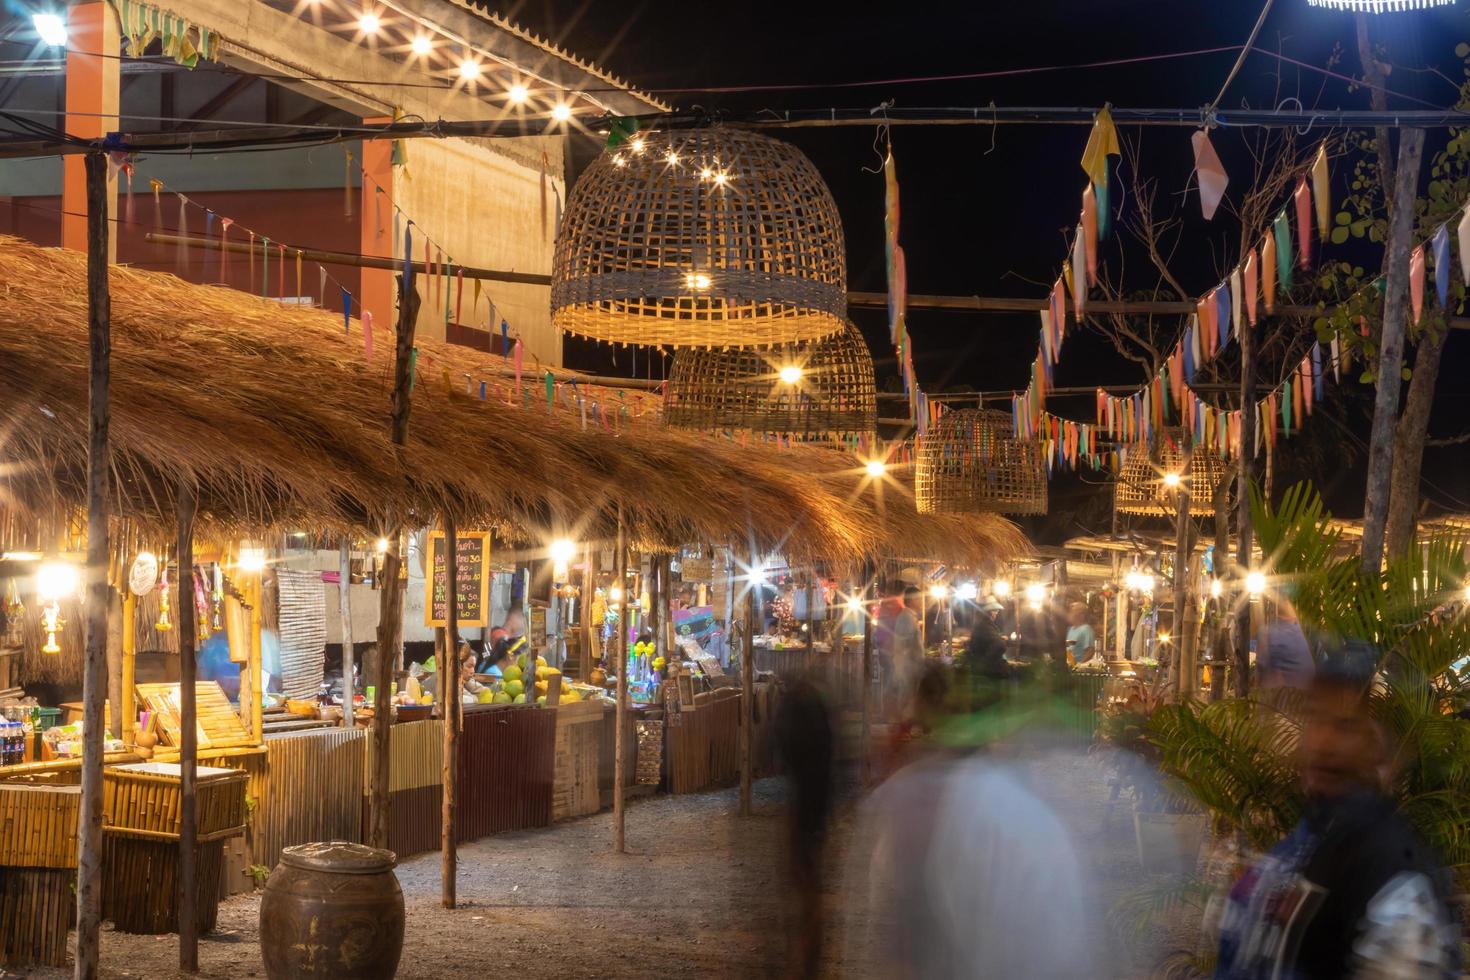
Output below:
[0,236,1029,569]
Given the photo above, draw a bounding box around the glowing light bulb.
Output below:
[629,137,645,154]
[375,537,389,554]
[609,586,624,603]
[551,103,572,122]
[864,459,887,478]
[713,172,729,186]
[410,34,432,55]
[1245,570,1267,596]
[683,272,710,290]
[778,365,803,384]
[36,562,78,601]
[1162,471,1182,488]
[666,150,679,166]
[507,83,529,103]
[458,58,481,80]
[357,12,381,34]
[1024,582,1046,603]
[613,154,626,167]
[549,538,577,564]
[846,594,863,613]
[32,13,66,46]
[750,566,769,586]
[929,584,949,600]
[238,547,268,574]
[1210,578,1223,599]
[955,582,978,601]
[699,167,714,180]
[992,580,1012,598]
[1158,632,1172,644]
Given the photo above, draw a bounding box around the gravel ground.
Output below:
[16,752,1212,979]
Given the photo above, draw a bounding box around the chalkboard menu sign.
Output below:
[424,531,490,628]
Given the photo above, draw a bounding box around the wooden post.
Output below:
[441,517,460,909]
[739,546,756,817]
[340,539,355,727]
[76,148,111,980]
[580,543,595,682]
[859,561,874,783]
[368,270,420,850]
[106,592,122,738]
[121,591,136,746]
[176,480,199,973]
[1171,448,1193,698]
[612,507,628,854]
[1116,587,1130,661]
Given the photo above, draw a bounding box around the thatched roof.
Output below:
[0,236,1027,567]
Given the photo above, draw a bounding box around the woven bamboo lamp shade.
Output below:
[552,128,847,349]
[1114,435,1229,517]
[664,322,876,439]
[915,409,1047,516]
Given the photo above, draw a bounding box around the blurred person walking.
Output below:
[1216,667,1461,979]
[774,675,835,979]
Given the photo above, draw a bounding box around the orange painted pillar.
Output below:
[61,0,119,255]
[359,120,396,330]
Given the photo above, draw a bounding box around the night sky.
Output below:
[518,0,1470,540]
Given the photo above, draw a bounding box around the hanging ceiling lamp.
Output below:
[1304,0,1452,11]
[915,409,1047,516]
[553,128,847,349]
[664,321,876,439]
[1113,432,1229,518]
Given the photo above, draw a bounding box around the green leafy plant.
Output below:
[247,863,271,887]
[1148,482,1470,881]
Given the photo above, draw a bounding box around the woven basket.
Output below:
[553,128,847,349]
[915,409,1047,516]
[664,321,875,438]
[1114,435,1229,517]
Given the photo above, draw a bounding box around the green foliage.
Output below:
[248,863,271,887]
[1148,482,1470,881]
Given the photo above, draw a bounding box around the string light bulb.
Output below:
[778,365,803,384]
[629,137,645,154]
[1245,570,1267,596]
[356,11,381,34]
[551,103,572,122]
[713,171,729,186]
[32,12,66,46]
[1162,471,1182,488]
[1210,578,1223,599]
[929,584,949,600]
[683,272,710,290]
[549,538,577,564]
[507,82,529,103]
[458,58,481,81]
[955,582,979,601]
[846,594,863,613]
[1024,582,1046,603]
[410,34,432,55]
[992,580,1012,598]
[864,459,887,478]
[699,166,714,179]
[666,150,680,166]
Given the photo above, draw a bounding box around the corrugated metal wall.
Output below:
[457,705,555,840]
[365,719,443,860]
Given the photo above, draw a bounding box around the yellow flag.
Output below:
[1080,107,1120,187]
[1311,143,1330,243]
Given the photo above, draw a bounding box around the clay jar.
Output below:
[259,841,403,979]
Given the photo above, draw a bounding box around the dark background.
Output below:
[518,0,1470,543]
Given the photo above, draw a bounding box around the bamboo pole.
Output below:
[612,507,628,854]
[106,591,122,738]
[339,540,354,727]
[176,480,198,973]
[441,517,460,909]
[369,270,420,850]
[249,572,263,743]
[580,543,595,682]
[805,577,815,657]
[1171,447,1193,698]
[76,148,111,980]
[739,546,756,817]
[121,592,136,746]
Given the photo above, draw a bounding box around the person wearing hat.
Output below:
[960,596,1009,680]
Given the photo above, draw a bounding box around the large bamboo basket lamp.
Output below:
[915,409,1047,516]
[552,128,847,349]
[664,322,876,439]
[1113,433,1229,518]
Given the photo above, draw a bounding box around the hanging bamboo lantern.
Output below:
[664,322,876,439]
[552,128,847,349]
[1113,434,1229,517]
[915,409,1047,516]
